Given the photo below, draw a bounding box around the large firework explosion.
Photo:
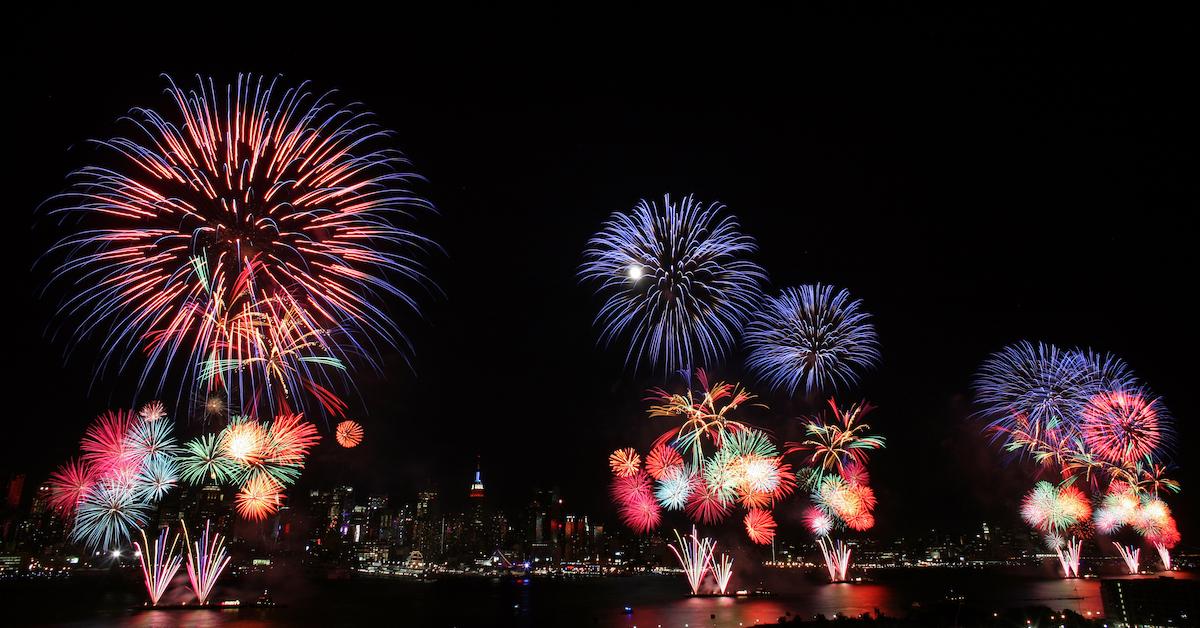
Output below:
[792,398,887,581]
[973,341,1182,575]
[744,284,880,397]
[44,74,437,418]
[607,370,795,544]
[579,194,765,373]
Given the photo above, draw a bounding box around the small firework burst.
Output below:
[335,420,364,448]
[608,448,642,477]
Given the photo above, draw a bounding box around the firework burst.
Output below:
[580,194,765,372]
[236,474,285,521]
[179,433,238,485]
[1081,389,1168,464]
[744,508,777,545]
[335,420,364,448]
[745,284,880,396]
[44,74,437,416]
[71,480,151,549]
[608,448,642,477]
[46,458,96,515]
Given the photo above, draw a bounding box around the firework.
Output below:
[804,506,835,537]
[335,420,364,448]
[183,520,232,605]
[134,527,183,606]
[135,456,179,502]
[1046,534,1083,577]
[125,417,180,464]
[745,285,880,396]
[179,434,238,485]
[1020,481,1091,534]
[791,399,884,483]
[744,508,777,545]
[236,474,285,521]
[1148,515,1179,570]
[220,418,267,466]
[46,458,96,515]
[645,443,683,480]
[80,410,137,476]
[685,478,733,525]
[138,401,167,422]
[711,553,734,594]
[649,369,756,467]
[669,526,717,595]
[45,74,437,415]
[1113,542,1140,575]
[655,466,695,511]
[608,448,642,477]
[973,342,1135,443]
[1081,389,1167,464]
[71,480,151,549]
[817,537,851,582]
[579,194,765,372]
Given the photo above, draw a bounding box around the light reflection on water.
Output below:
[9,569,1193,627]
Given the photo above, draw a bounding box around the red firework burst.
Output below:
[645,443,683,480]
[618,492,662,534]
[79,410,137,476]
[1081,390,1166,464]
[46,458,97,515]
[744,508,777,544]
[685,478,732,525]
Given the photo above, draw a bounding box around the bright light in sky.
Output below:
[628,264,644,281]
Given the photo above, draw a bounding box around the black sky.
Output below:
[6,10,1195,538]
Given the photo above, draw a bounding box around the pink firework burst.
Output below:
[1081,390,1166,464]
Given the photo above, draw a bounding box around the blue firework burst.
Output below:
[744,285,880,396]
[580,194,766,372]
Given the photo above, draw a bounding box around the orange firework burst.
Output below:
[236,475,284,521]
[335,420,364,448]
[744,508,777,545]
[645,443,683,480]
[138,401,167,422]
[221,419,267,466]
[608,448,642,477]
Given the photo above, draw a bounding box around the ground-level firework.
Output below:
[133,527,183,606]
[183,520,232,605]
[668,526,717,595]
[711,553,734,594]
[1113,542,1141,574]
[817,537,851,582]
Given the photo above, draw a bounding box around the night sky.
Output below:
[7,12,1194,539]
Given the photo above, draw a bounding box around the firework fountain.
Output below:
[817,537,852,582]
[1113,543,1141,574]
[711,553,734,594]
[133,527,183,606]
[183,520,232,605]
[669,526,717,595]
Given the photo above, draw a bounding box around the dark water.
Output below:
[3,568,1189,627]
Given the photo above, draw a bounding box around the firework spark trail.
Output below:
[134,527,183,606]
[1050,536,1083,578]
[711,553,734,594]
[817,537,851,582]
[745,284,880,396]
[580,194,765,373]
[183,520,232,605]
[1113,542,1140,575]
[668,526,716,595]
[44,74,438,416]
